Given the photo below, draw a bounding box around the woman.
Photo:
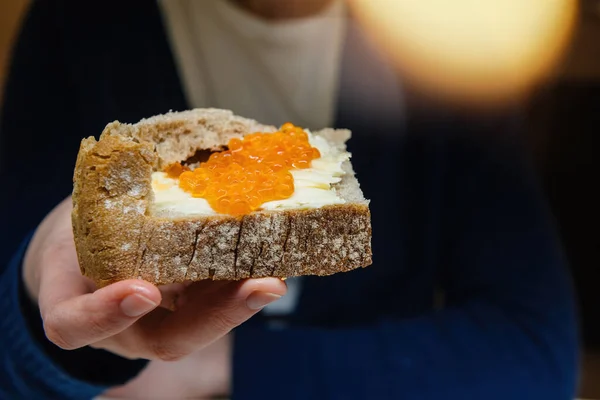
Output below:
[0,0,578,399]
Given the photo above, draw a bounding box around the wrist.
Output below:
[222,333,234,396]
[102,334,232,398]
[201,333,233,397]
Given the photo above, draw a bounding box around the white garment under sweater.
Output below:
[159,0,348,315]
[159,0,347,130]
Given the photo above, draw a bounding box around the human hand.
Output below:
[104,334,233,399]
[23,197,286,361]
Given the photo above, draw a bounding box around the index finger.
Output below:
[36,238,94,316]
[36,229,161,350]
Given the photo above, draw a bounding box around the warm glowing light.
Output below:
[348,0,578,106]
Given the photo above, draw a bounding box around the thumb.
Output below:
[150,278,287,359]
[42,280,161,350]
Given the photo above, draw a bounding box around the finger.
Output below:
[24,197,83,303]
[158,280,231,310]
[145,278,287,360]
[41,279,161,350]
[158,283,187,310]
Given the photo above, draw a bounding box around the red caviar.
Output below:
[165,162,190,179]
[172,123,320,215]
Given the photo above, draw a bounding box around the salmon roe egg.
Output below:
[164,162,190,179]
[172,123,321,215]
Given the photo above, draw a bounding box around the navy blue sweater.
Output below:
[0,1,578,399]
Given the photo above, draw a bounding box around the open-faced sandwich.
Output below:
[72,109,372,287]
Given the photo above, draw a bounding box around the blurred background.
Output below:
[0,1,28,96]
[1,0,599,397]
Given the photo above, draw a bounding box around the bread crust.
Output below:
[72,109,372,286]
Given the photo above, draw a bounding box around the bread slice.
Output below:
[72,109,372,287]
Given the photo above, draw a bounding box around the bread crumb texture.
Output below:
[72,109,372,286]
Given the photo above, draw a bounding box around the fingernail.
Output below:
[120,294,157,317]
[246,292,282,311]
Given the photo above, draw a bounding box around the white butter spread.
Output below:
[151,131,349,216]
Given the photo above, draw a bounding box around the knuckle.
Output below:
[87,313,120,338]
[206,311,242,333]
[202,295,247,328]
[150,342,188,362]
[43,319,76,350]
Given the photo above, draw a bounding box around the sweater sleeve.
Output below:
[0,237,107,399]
[231,134,578,400]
